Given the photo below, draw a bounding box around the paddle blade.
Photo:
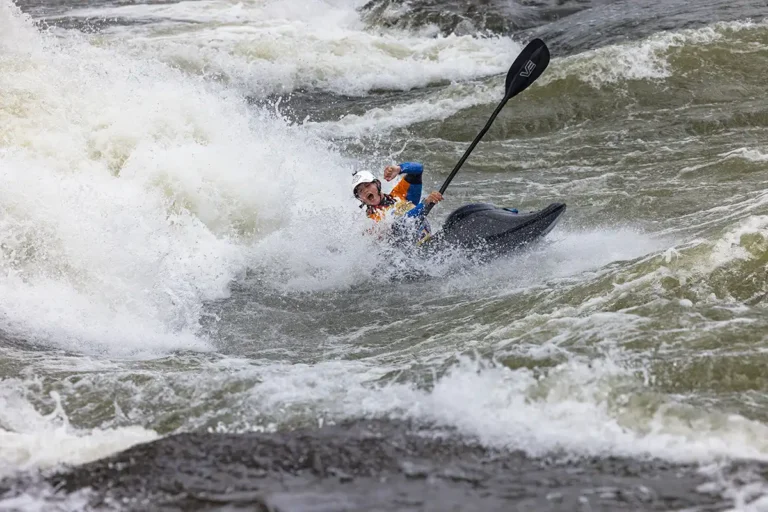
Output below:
[504,38,550,101]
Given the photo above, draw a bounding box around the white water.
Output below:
[3,0,768,499]
[0,379,157,477]
[0,0,375,353]
[316,19,768,139]
[48,0,522,97]
[544,19,768,88]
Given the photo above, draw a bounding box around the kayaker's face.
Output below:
[355,182,381,206]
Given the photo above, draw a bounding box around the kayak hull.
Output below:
[421,202,566,256]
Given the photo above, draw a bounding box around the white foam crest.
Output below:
[469,214,768,325]
[504,226,666,284]
[710,215,768,268]
[305,81,499,138]
[242,357,768,463]
[0,1,366,352]
[51,0,521,97]
[249,209,389,292]
[0,0,42,56]
[501,214,768,318]
[252,222,669,296]
[0,380,157,477]
[0,154,232,354]
[246,187,464,292]
[417,226,667,304]
[721,147,768,163]
[419,359,768,462]
[0,487,93,512]
[57,0,369,26]
[547,20,768,88]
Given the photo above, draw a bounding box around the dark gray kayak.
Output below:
[420,202,566,256]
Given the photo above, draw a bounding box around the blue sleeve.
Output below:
[405,202,425,218]
[399,162,423,175]
[399,162,423,204]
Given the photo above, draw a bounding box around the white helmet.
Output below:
[352,170,377,197]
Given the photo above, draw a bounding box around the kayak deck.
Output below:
[420,202,566,256]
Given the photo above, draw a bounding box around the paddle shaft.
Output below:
[421,92,511,218]
[421,39,548,218]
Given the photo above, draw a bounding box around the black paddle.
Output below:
[422,38,550,217]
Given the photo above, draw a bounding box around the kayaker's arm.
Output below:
[405,191,443,218]
[386,162,425,204]
[405,203,425,218]
[384,162,423,181]
[400,162,424,204]
[398,162,423,176]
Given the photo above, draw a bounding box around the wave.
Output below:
[0,0,379,353]
[306,19,768,139]
[41,0,523,97]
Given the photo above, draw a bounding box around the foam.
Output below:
[0,0,369,352]
[545,20,768,88]
[721,148,768,163]
[47,0,522,97]
[230,357,768,463]
[305,81,499,138]
[0,382,157,477]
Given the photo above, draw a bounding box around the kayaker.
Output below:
[352,162,443,243]
[352,162,442,219]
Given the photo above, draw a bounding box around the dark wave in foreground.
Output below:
[2,419,766,511]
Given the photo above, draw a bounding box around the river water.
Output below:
[2,0,768,509]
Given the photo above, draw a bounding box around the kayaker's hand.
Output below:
[383,165,401,181]
[424,191,443,204]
